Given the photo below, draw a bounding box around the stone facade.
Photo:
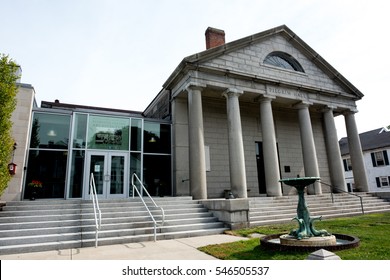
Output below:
[1,84,35,201]
[145,25,367,199]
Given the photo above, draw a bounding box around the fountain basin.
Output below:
[260,233,360,252]
[280,234,336,246]
[279,176,320,187]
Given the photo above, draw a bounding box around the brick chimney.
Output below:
[205,27,225,49]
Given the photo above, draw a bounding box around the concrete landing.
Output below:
[0,234,247,260]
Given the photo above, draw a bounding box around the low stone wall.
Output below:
[200,198,249,230]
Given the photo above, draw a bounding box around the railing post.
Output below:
[131,173,165,242]
[90,173,101,248]
[320,180,364,215]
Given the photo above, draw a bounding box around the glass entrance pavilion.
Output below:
[24,102,171,200]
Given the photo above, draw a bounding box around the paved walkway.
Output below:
[0,234,248,260]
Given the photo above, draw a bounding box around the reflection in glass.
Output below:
[73,114,87,148]
[30,113,71,149]
[87,115,130,150]
[143,122,171,154]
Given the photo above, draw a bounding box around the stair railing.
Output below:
[131,173,165,242]
[90,173,102,247]
[320,180,364,215]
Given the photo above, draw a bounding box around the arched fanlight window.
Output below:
[264,51,305,73]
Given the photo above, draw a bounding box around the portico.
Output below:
[179,80,365,199]
[144,25,368,200]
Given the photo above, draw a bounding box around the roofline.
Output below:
[161,24,363,98]
[41,100,143,116]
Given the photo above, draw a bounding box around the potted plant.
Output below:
[28,180,42,200]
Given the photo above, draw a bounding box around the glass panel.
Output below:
[131,118,142,151]
[30,113,71,149]
[87,115,130,150]
[264,51,304,72]
[73,114,87,148]
[264,55,295,70]
[90,155,105,195]
[110,155,124,195]
[24,150,67,199]
[143,122,171,154]
[143,154,171,196]
[69,150,85,198]
[130,153,142,196]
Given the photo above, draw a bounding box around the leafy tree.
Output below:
[0,54,19,196]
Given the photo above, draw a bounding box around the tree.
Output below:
[0,54,19,196]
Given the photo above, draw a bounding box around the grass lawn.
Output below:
[199,212,390,260]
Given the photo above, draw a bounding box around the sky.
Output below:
[1,0,389,138]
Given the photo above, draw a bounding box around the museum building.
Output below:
[2,25,368,202]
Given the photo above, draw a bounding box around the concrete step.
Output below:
[0,211,215,231]
[0,216,219,238]
[0,197,227,255]
[249,193,390,227]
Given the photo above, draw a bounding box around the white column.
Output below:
[344,111,368,192]
[296,103,322,194]
[323,107,347,192]
[186,84,207,199]
[223,88,247,198]
[259,96,282,196]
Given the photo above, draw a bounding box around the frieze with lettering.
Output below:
[267,85,309,101]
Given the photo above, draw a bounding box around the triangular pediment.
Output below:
[164,25,362,101]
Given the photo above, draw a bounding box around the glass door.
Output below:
[85,151,128,199]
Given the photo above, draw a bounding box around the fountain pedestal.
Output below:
[280,177,333,241]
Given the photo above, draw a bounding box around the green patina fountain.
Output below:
[279,177,331,240]
[260,176,360,251]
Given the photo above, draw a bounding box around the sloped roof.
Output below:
[339,128,390,156]
[162,24,363,99]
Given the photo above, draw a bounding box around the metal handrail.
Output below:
[131,173,165,242]
[320,180,365,215]
[90,173,102,247]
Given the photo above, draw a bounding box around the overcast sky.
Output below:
[2,0,389,138]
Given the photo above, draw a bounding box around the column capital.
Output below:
[255,94,276,103]
[294,101,312,110]
[342,108,359,116]
[320,105,337,113]
[185,82,206,92]
[222,88,244,99]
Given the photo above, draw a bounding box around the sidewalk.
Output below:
[0,234,248,260]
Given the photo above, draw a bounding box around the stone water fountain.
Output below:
[260,177,360,251]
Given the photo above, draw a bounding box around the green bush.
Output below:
[0,54,19,196]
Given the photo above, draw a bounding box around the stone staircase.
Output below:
[249,192,390,227]
[0,196,229,255]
